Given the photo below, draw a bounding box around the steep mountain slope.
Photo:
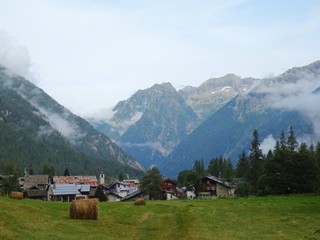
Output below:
[92,83,198,167]
[0,66,144,176]
[89,76,257,168]
[179,74,257,121]
[160,61,320,177]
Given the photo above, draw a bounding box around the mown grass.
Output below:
[0,195,319,240]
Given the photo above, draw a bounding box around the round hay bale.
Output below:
[134,198,146,206]
[9,191,23,200]
[70,198,99,220]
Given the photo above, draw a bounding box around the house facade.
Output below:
[19,174,49,200]
[48,183,80,202]
[199,175,235,198]
[161,178,180,200]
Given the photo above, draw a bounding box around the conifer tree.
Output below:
[94,185,107,202]
[248,129,264,193]
[236,151,249,178]
[287,126,298,151]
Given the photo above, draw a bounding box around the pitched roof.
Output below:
[78,184,91,192]
[51,184,80,196]
[202,175,234,188]
[23,175,49,189]
[53,176,98,187]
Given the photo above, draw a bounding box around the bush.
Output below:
[70,199,99,220]
[134,198,146,206]
[235,181,252,197]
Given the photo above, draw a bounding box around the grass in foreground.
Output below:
[0,195,319,240]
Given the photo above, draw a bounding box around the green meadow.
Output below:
[0,195,319,240]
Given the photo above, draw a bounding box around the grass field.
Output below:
[0,195,320,240]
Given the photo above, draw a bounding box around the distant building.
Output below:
[48,183,80,202]
[19,175,49,200]
[198,175,235,198]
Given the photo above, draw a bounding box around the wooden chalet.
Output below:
[161,178,180,200]
[19,175,49,200]
[198,175,235,198]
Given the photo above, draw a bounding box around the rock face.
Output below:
[0,66,145,176]
[90,76,257,169]
[160,61,320,177]
[89,60,320,177]
[179,74,258,121]
[91,83,199,167]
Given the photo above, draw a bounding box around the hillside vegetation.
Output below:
[1,195,320,240]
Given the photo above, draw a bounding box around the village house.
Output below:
[104,179,141,202]
[53,175,98,198]
[19,174,49,200]
[161,178,180,200]
[198,175,235,198]
[48,183,80,202]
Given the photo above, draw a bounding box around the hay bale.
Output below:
[134,198,146,206]
[69,198,99,220]
[9,191,23,200]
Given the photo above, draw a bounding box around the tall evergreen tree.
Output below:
[279,130,287,151]
[193,159,205,176]
[64,168,70,176]
[236,151,249,178]
[248,129,264,193]
[225,160,234,181]
[94,185,107,202]
[287,126,298,151]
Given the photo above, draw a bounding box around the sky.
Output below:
[0,0,320,116]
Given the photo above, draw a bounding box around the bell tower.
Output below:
[99,170,105,185]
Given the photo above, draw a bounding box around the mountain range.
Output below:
[89,60,320,177]
[0,65,145,176]
[1,59,319,179]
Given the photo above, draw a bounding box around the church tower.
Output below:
[99,170,105,185]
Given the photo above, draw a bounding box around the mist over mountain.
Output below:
[90,83,198,167]
[160,60,320,177]
[0,66,144,176]
[88,60,320,177]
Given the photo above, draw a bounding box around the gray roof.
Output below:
[78,184,90,192]
[203,175,234,188]
[122,189,142,201]
[22,175,49,189]
[51,184,80,196]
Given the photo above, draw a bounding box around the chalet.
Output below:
[161,178,180,200]
[105,181,130,198]
[19,175,49,200]
[198,175,235,198]
[199,175,235,198]
[48,184,80,202]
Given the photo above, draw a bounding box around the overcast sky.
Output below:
[0,0,320,116]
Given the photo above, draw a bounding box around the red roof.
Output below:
[53,176,98,187]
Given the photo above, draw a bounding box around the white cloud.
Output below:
[0,31,38,83]
[260,134,277,155]
[0,1,320,115]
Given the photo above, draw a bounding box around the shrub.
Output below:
[70,198,99,220]
[235,181,252,197]
[9,191,23,200]
[134,198,146,206]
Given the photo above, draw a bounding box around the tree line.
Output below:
[177,126,320,196]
